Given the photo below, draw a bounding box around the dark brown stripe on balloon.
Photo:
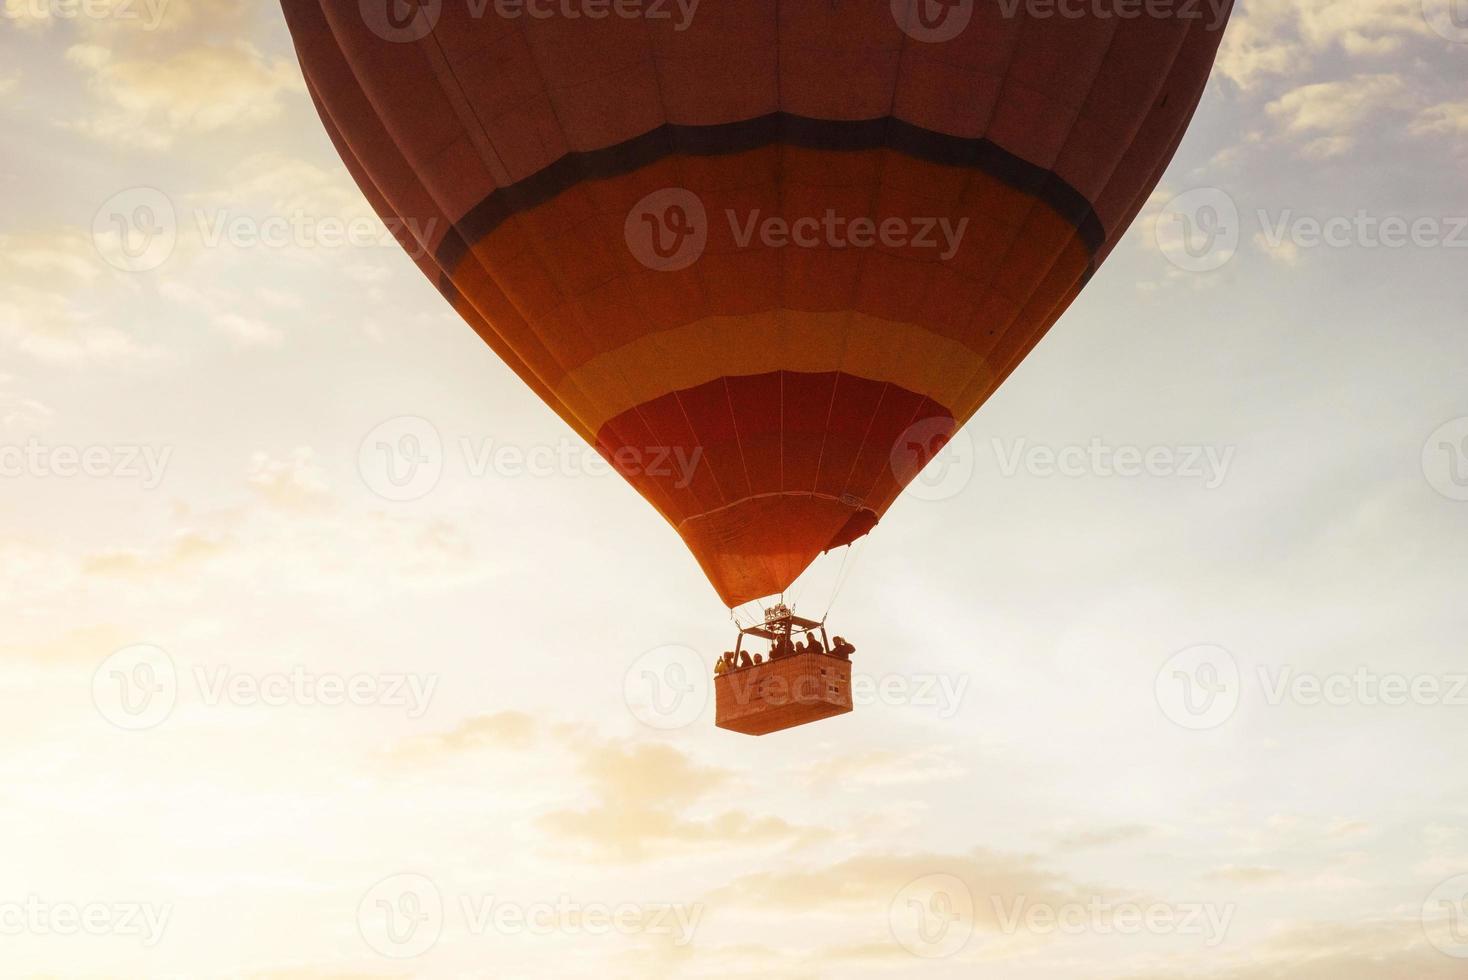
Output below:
[432,113,1106,288]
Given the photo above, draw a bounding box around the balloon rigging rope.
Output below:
[822,538,866,624]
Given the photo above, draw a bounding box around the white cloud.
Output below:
[1217,0,1433,90]
[1411,99,1468,138]
[64,40,301,150]
[1265,73,1412,155]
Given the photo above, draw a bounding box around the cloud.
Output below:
[0,229,168,364]
[387,713,815,863]
[706,848,1088,929]
[0,624,137,664]
[1122,918,1461,980]
[537,738,813,862]
[246,449,332,512]
[1265,74,1412,156]
[82,528,235,578]
[1411,100,1468,139]
[1205,864,1287,884]
[0,374,55,428]
[792,745,965,790]
[1051,824,1157,851]
[1217,0,1433,90]
[1252,230,1302,265]
[157,279,287,348]
[397,710,539,757]
[64,40,301,150]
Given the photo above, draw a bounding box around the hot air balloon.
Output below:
[282,0,1232,733]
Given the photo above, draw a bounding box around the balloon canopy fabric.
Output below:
[283,0,1232,608]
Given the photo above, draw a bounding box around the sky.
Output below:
[1,0,1467,976]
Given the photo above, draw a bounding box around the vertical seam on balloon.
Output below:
[721,376,754,501]
[811,15,913,509]
[632,0,738,521]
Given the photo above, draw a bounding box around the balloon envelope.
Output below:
[283,0,1232,606]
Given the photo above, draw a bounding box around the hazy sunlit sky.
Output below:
[2,0,1468,976]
